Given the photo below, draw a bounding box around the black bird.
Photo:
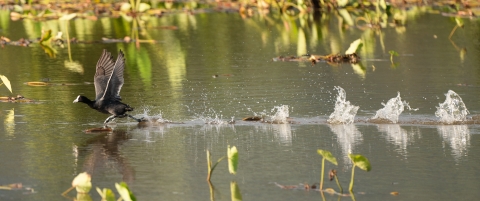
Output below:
[73,49,141,124]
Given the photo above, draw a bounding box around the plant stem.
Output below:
[320,158,325,190]
[349,165,356,192]
[334,175,343,193]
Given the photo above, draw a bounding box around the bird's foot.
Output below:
[128,115,144,122]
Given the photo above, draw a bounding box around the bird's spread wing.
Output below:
[94,50,125,101]
[100,50,125,101]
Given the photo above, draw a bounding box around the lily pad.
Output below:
[115,182,136,201]
[348,154,371,171]
[317,149,338,165]
[72,172,92,194]
[345,39,363,55]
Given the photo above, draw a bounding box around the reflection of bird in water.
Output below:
[79,129,135,183]
[73,50,142,125]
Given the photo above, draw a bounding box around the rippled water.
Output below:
[1,12,480,201]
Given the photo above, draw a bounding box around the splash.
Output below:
[137,108,171,124]
[435,90,469,124]
[371,92,417,123]
[197,108,233,124]
[267,105,289,124]
[327,86,359,124]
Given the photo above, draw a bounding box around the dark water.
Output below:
[1,11,480,200]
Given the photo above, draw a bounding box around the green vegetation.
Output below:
[348,154,372,192]
[207,145,238,181]
[62,172,136,201]
[316,149,338,191]
[388,50,398,64]
[0,75,12,94]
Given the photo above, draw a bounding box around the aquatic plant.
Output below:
[96,187,116,201]
[62,172,136,201]
[207,145,239,181]
[62,172,92,195]
[345,39,363,55]
[317,149,340,192]
[388,50,398,64]
[115,182,137,201]
[348,154,371,192]
[0,75,12,93]
[230,181,242,201]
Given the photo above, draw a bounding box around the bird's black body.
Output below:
[73,50,141,124]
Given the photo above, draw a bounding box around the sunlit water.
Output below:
[1,12,480,201]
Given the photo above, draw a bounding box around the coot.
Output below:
[73,49,141,124]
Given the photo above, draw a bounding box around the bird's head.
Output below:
[73,95,90,103]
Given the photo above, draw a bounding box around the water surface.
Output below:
[1,12,480,200]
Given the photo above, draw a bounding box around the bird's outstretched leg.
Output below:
[104,115,117,124]
[128,114,144,122]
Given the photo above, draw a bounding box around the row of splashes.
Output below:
[135,86,469,125]
[328,86,469,125]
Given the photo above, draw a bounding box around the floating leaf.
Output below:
[0,75,12,93]
[115,182,136,201]
[345,39,363,55]
[96,187,116,201]
[228,145,239,175]
[230,181,242,201]
[317,149,337,165]
[26,82,48,86]
[72,172,92,194]
[348,154,371,171]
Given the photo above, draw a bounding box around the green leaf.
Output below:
[115,182,136,201]
[0,75,12,93]
[97,187,116,201]
[345,39,363,55]
[389,50,399,56]
[72,172,92,194]
[317,149,338,165]
[230,181,243,201]
[138,3,151,12]
[228,145,239,175]
[348,154,371,171]
[455,17,464,28]
[39,29,52,44]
